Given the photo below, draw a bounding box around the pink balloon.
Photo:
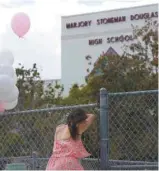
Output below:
[11,12,30,38]
[0,103,5,112]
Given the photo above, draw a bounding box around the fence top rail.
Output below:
[108,90,158,96]
[0,103,97,116]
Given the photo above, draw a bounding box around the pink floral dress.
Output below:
[46,129,91,170]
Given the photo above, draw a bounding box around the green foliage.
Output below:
[125,20,158,61]
[108,93,158,161]
[15,63,63,110]
[61,84,92,105]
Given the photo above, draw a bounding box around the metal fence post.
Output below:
[32,151,37,170]
[100,88,109,170]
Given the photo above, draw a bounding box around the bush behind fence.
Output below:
[108,90,158,162]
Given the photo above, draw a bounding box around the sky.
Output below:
[0,0,158,80]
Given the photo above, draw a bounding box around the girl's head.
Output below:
[67,108,87,140]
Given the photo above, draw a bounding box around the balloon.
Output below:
[0,75,14,93]
[11,12,30,38]
[0,64,14,78]
[0,103,5,112]
[0,86,19,102]
[13,73,18,84]
[3,99,18,110]
[0,50,14,65]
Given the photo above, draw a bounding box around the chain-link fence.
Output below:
[0,89,158,170]
[105,89,158,170]
[0,104,99,170]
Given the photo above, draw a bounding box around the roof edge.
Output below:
[61,3,158,18]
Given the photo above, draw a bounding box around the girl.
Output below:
[46,108,96,170]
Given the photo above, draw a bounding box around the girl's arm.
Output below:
[79,114,96,134]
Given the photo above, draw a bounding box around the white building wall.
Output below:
[61,4,158,96]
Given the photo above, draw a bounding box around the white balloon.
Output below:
[0,50,14,65]
[4,99,18,110]
[0,90,10,101]
[0,75,14,93]
[0,86,19,102]
[13,73,18,84]
[0,64,14,78]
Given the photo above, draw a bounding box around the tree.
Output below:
[66,53,157,104]
[124,19,158,69]
[60,84,92,105]
[15,63,64,110]
[134,20,157,58]
[41,81,64,107]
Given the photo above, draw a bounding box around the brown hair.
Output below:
[67,108,87,140]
